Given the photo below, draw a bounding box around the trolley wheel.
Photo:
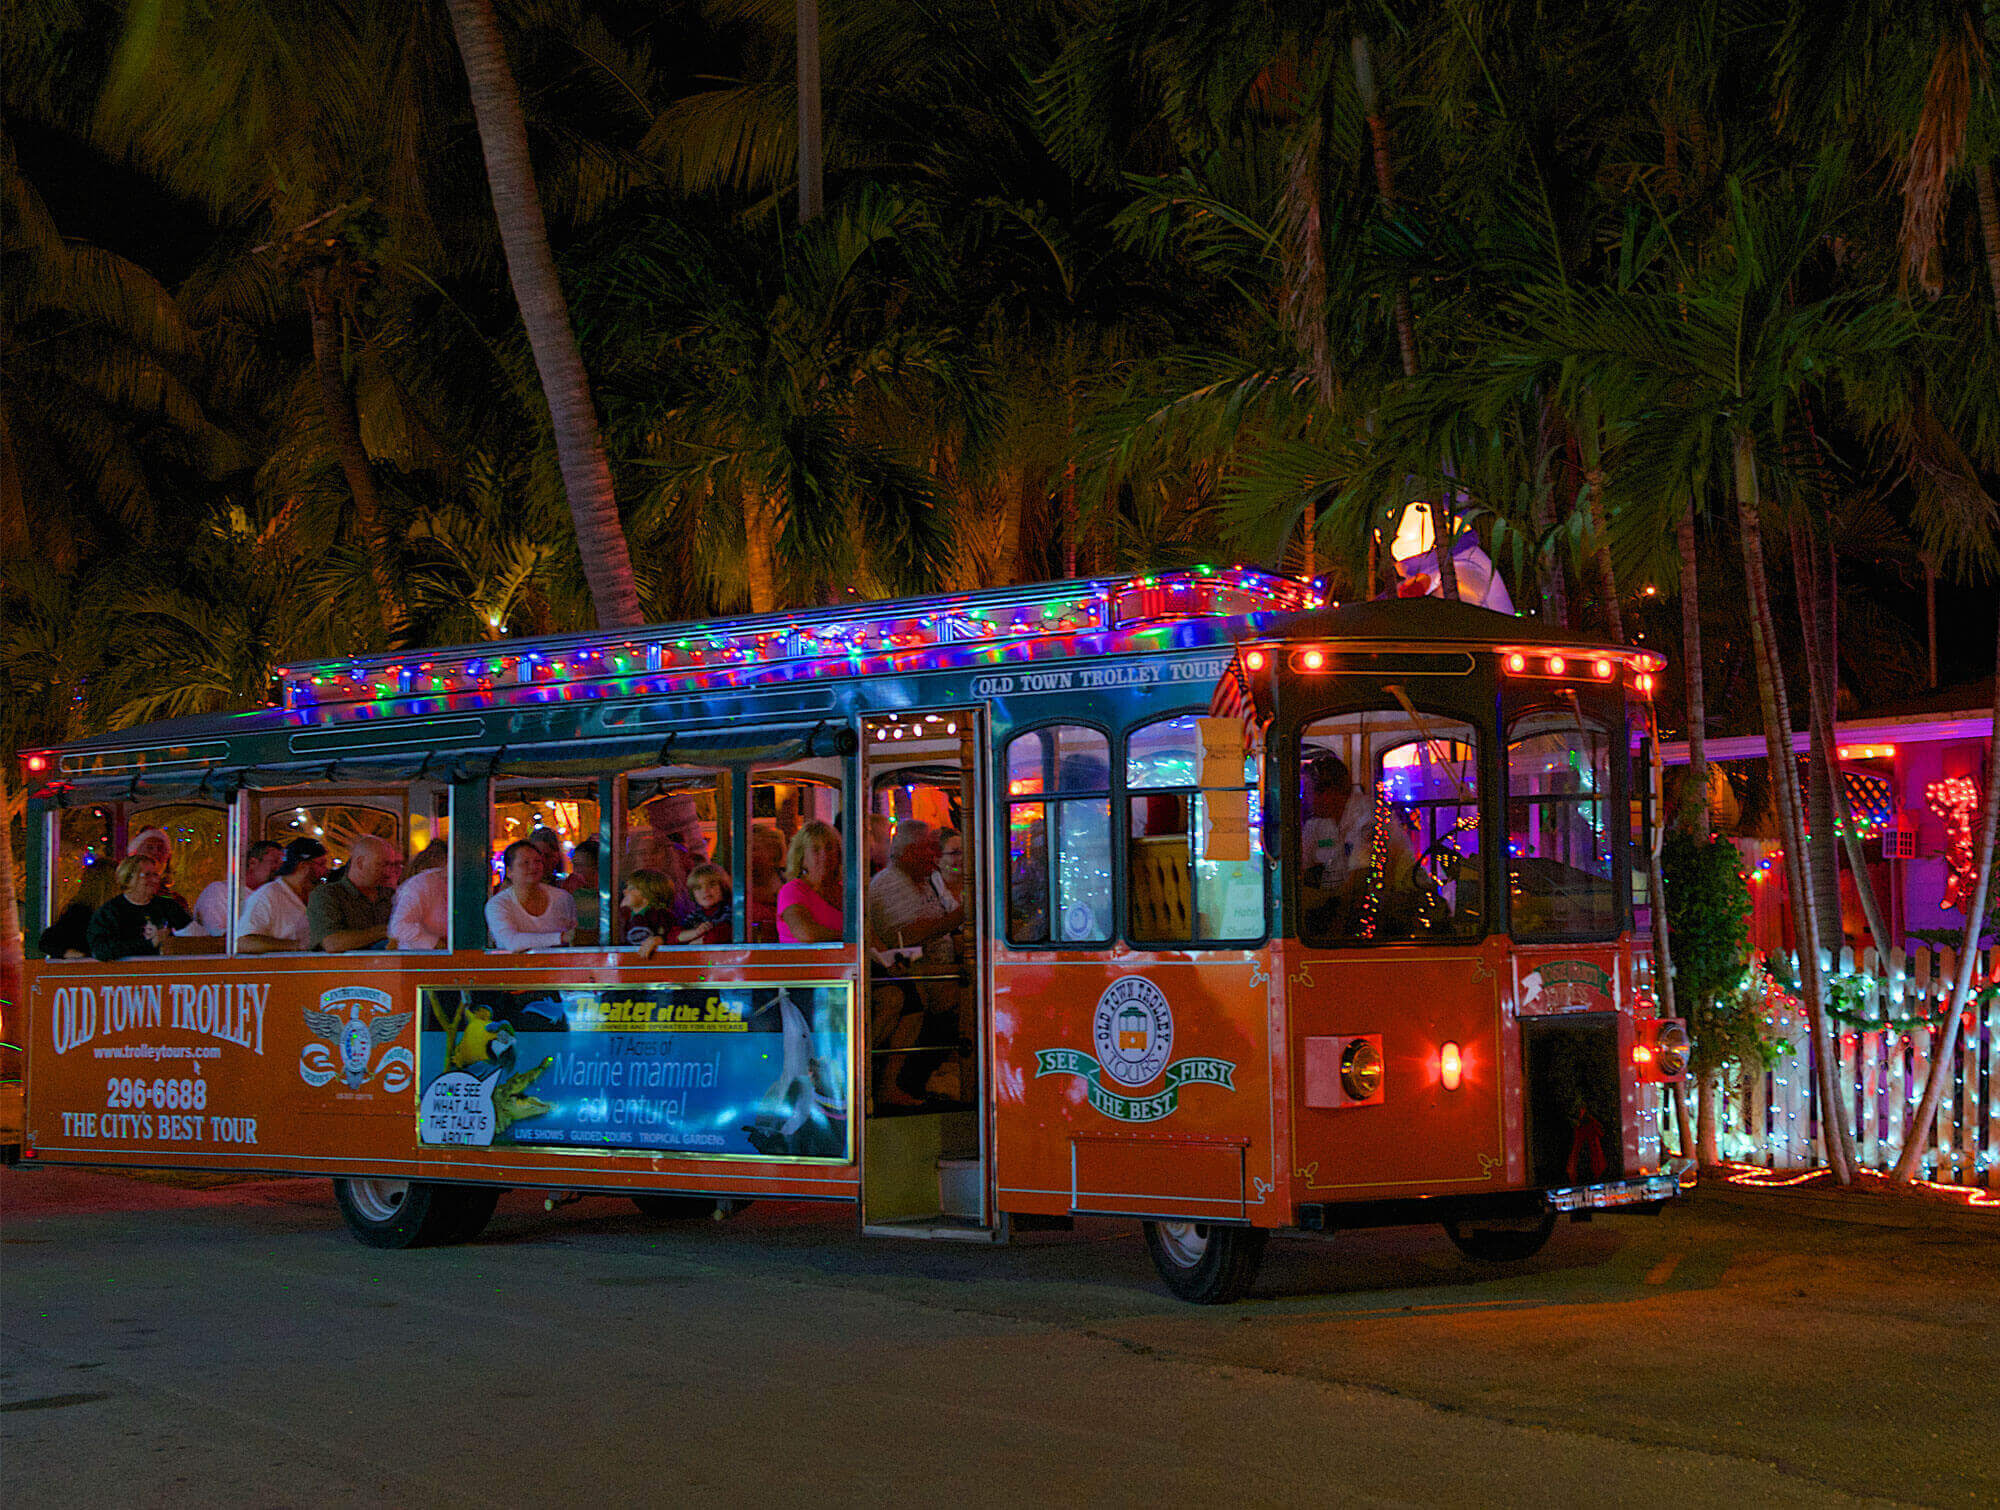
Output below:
[443,1185,502,1243]
[1442,1211,1558,1263]
[631,1194,722,1221]
[333,1177,467,1249]
[1142,1220,1267,1304]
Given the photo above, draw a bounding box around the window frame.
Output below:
[1288,705,1488,950]
[1120,709,1270,950]
[1502,695,1629,944]
[998,718,1115,950]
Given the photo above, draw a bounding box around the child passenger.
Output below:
[677,862,732,945]
[621,869,679,958]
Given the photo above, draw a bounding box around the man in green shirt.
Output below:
[307,835,403,952]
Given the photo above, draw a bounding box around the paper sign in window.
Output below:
[1203,788,1251,862]
[1197,716,1245,789]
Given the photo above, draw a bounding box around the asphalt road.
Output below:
[3,1167,1994,1507]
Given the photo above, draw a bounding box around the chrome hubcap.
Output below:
[1155,1221,1210,1268]
[346,1178,411,1223]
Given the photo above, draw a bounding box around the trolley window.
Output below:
[1125,715,1264,944]
[1295,710,1484,945]
[1004,725,1111,946]
[1507,709,1617,938]
[753,763,846,945]
[618,769,736,948]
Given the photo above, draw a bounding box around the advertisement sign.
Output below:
[417,983,851,1161]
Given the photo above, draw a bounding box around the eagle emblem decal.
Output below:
[300,986,414,1091]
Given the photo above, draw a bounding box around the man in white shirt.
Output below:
[181,841,282,937]
[866,822,966,1106]
[237,838,331,953]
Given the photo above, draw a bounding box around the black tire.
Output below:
[631,1194,722,1221]
[443,1186,502,1243]
[333,1177,465,1249]
[1443,1211,1558,1263]
[1142,1220,1267,1304]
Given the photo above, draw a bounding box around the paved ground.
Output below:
[3,1167,1994,1507]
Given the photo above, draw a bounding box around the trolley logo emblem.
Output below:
[1520,960,1613,1014]
[1035,976,1236,1123]
[300,987,414,1091]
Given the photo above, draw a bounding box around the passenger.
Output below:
[932,827,966,908]
[866,820,964,1105]
[38,901,95,960]
[676,862,732,945]
[528,826,567,885]
[565,837,602,943]
[182,840,283,938]
[486,838,576,951]
[237,838,331,953]
[746,825,786,942]
[126,826,190,911]
[776,821,844,943]
[866,812,893,876]
[619,868,679,957]
[389,841,450,951]
[308,834,403,952]
[86,855,193,961]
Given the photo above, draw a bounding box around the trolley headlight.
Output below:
[1341,1038,1383,1102]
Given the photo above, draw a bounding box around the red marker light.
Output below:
[1546,655,1566,676]
[1593,658,1613,679]
[25,754,49,774]
[1637,673,1654,695]
[1439,1042,1463,1091]
[1506,653,1526,673]
[1301,649,1325,672]
[1244,650,1266,672]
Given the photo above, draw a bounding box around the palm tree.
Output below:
[443,0,643,629]
[573,190,981,612]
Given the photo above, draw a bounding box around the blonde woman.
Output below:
[776,821,844,943]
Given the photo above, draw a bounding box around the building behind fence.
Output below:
[1689,946,1999,1187]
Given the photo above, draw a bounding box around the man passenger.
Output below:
[182,840,282,937]
[866,820,966,1107]
[236,837,330,953]
[308,835,403,952]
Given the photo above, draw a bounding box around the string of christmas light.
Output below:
[1357,793,1396,940]
[274,566,1325,717]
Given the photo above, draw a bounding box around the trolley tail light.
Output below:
[1439,1041,1463,1091]
[1634,1018,1690,1083]
[1303,1034,1385,1109]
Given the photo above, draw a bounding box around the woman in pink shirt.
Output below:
[776,821,844,943]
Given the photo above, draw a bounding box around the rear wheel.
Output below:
[1443,1211,1557,1263]
[1142,1220,1267,1304]
[631,1194,722,1221]
[334,1178,467,1249]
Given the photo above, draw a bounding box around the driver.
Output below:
[1300,753,1420,935]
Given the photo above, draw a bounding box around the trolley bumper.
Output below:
[1545,1172,1680,1213]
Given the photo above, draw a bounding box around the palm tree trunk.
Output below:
[1977,163,2000,337]
[304,270,403,642]
[1677,504,1709,839]
[1351,35,1417,380]
[1585,470,1621,639]
[445,0,644,631]
[995,465,1030,585]
[1892,608,2000,1181]
[1735,436,1853,1182]
[745,489,781,614]
[796,0,823,223]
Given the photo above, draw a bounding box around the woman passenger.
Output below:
[486,838,576,951]
[87,855,192,961]
[776,820,844,943]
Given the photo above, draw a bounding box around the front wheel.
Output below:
[1443,1211,1557,1263]
[333,1178,473,1249]
[1143,1220,1267,1304]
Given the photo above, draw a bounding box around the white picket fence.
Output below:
[1686,946,2000,1187]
